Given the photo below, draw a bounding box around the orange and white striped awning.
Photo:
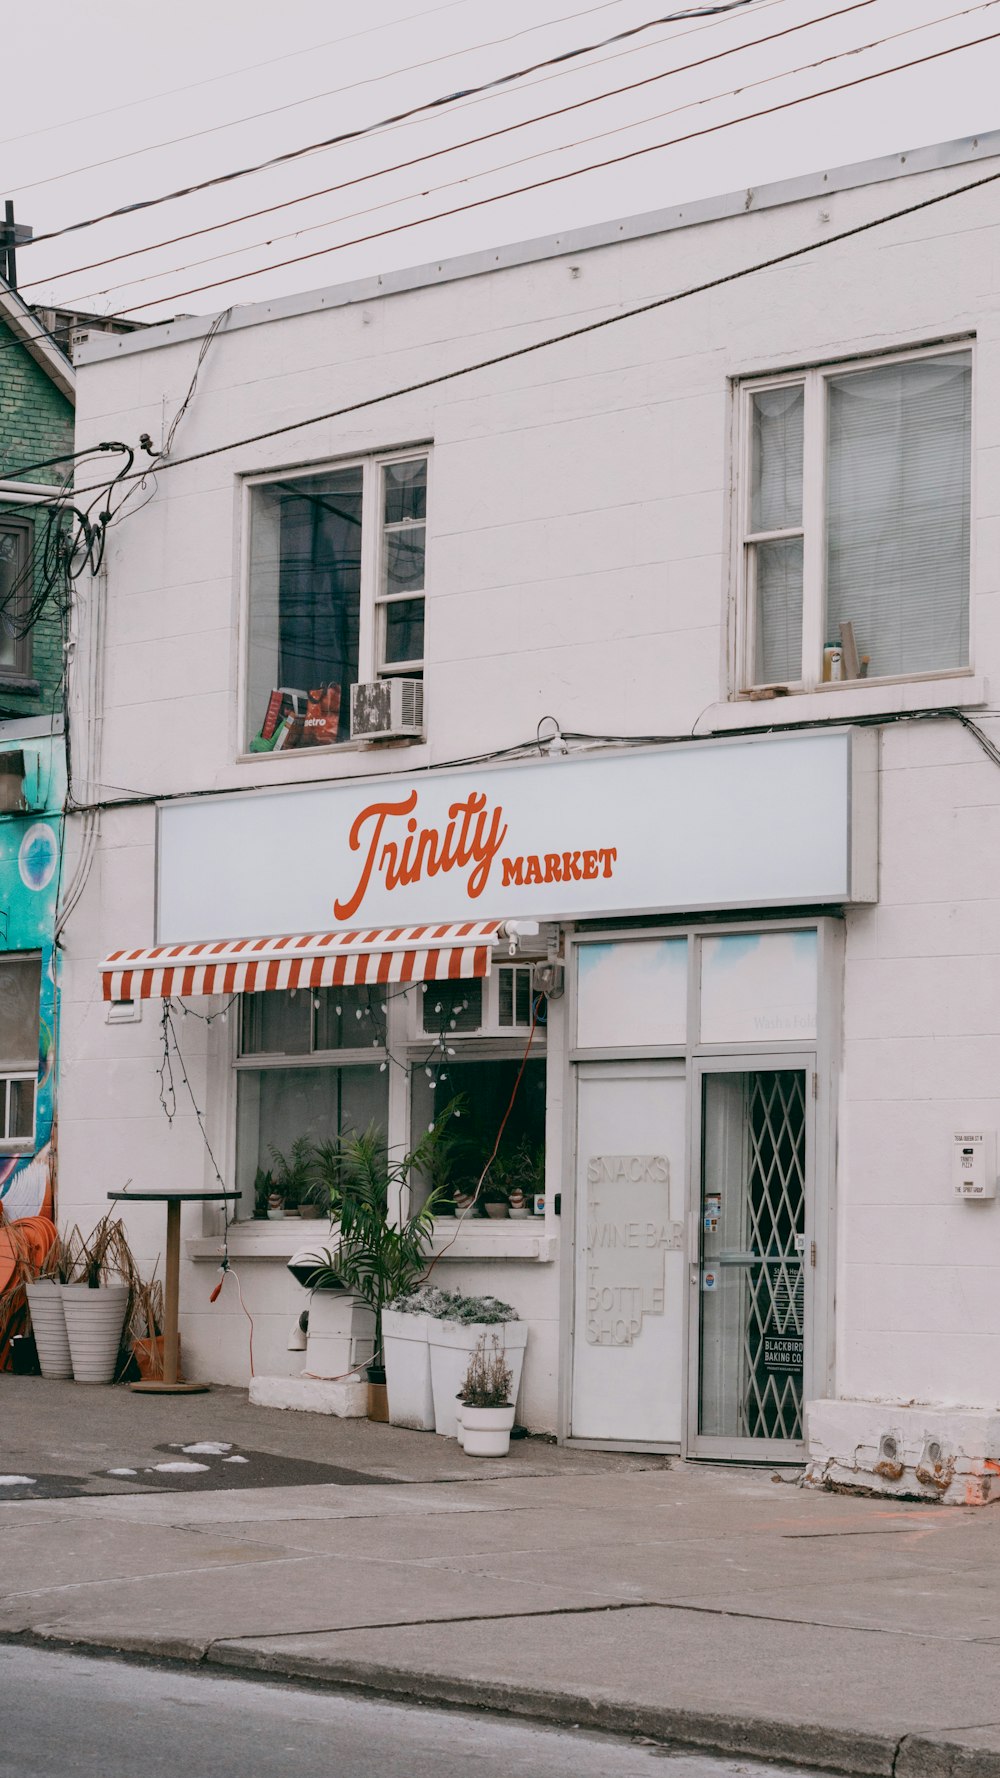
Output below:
[101,920,504,1002]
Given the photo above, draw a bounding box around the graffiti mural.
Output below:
[0,736,65,1222]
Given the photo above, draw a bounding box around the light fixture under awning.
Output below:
[101,920,505,1002]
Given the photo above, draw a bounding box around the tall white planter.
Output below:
[429,1320,528,1437]
[306,1291,375,1379]
[25,1279,72,1379]
[383,1308,437,1430]
[60,1284,128,1384]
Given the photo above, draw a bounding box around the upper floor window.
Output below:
[0,517,33,682]
[245,451,427,753]
[737,347,971,692]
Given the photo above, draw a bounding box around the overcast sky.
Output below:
[4,0,999,325]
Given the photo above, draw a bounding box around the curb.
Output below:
[9,1627,1000,1778]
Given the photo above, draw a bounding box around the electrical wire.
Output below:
[94,22,1000,317]
[16,0,795,294]
[6,0,643,199]
[0,0,538,153]
[68,0,997,311]
[19,2,769,248]
[40,0,885,303]
[61,155,1000,499]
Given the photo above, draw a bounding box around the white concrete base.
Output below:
[806,1398,1000,1506]
[249,1374,368,1417]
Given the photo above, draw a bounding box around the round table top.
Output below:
[106,1190,242,1202]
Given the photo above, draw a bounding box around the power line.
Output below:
[23,0,876,297]
[20,2,768,249]
[7,0,635,198]
[68,159,1000,494]
[62,23,1000,318]
[62,1,992,311]
[0,0,511,152]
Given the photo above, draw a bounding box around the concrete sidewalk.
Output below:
[2,1378,1000,1777]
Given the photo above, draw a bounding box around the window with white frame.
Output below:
[0,516,34,681]
[244,451,427,753]
[235,985,389,1219]
[737,346,972,691]
[0,955,40,1149]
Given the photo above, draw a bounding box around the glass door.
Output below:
[688,1057,813,1459]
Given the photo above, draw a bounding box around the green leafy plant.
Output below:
[268,1136,316,1211]
[296,1115,453,1361]
[253,1167,275,1219]
[460,1332,513,1408]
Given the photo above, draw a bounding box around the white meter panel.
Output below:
[953,1131,997,1200]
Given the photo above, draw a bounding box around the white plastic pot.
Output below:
[25,1279,72,1379]
[60,1283,128,1384]
[428,1319,528,1437]
[383,1308,437,1430]
[306,1291,374,1379]
[462,1403,515,1457]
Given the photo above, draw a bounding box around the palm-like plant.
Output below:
[297,1117,450,1365]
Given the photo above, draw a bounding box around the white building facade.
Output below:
[61,131,1000,1500]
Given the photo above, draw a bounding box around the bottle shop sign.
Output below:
[156,729,873,943]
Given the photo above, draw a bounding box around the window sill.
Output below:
[226,737,432,786]
[187,1221,558,1265]
[702,673,988,734]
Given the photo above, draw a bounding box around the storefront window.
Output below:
[700,931,817,1043]
[235,985,388,1217]
[576,939,688,1049]
[410,1056,546,1215]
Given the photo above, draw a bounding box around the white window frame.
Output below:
[734,341,973,696]
[240,445,430,756]
[0,951,40,1154]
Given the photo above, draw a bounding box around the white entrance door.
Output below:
[570,1061,686,1445]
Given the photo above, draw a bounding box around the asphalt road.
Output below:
[0,1645,820,1778]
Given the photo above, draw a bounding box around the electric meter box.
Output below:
[953,1131,997,1200]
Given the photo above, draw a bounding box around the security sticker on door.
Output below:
[702,1269,719,1292]
[704,1192,721,1235]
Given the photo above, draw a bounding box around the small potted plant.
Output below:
[61,1215,141,1384]
[297,1176,329,1220]
[129,1271,178,1381]
[483,1184,509,1219]
[253,1167,275,1220]
[459,1333,515,1457]
[269,1137,315,1218]
[452,1185,477,1214]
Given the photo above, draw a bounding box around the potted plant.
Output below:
[61,1215,141,1384]
[482,1183,509,1219]
[253,1167,274,1220]
[452,1185,477,1214]
[383,1285,459,1431]
[459,1333,516,1457]
[294,1118,449,1423]
[427,1292,528,1438]
[128,1271,181,1382]
[269,1137,313,1217]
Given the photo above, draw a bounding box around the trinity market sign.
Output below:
[155,731,871,943]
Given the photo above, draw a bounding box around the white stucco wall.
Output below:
[58,134,1000,1461]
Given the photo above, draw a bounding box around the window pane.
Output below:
[236,1065,388,1214]
[421,980,483,1034]
[700,930,817,1043]
[383,459,427,525]
[382,526,425,597]
[382,598,424,665]
[0,526,27,672]
[577,940,688,1048]
[240,990,311,1057]
[314,985,386,1051]
[826,353,971,678]
[9,1077,34,1141]
[0,959,39,1068]
[750,387,803,532]
[753,538,803,685]
[246,467,362,751]
[410,1055,546,1212]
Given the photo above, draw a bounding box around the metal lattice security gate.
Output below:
[696,1068,808,1451]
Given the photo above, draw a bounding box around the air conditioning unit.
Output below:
[350,678,423,741]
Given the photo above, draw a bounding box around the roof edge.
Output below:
[0,278,75,400]
[73,127,1000,369]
